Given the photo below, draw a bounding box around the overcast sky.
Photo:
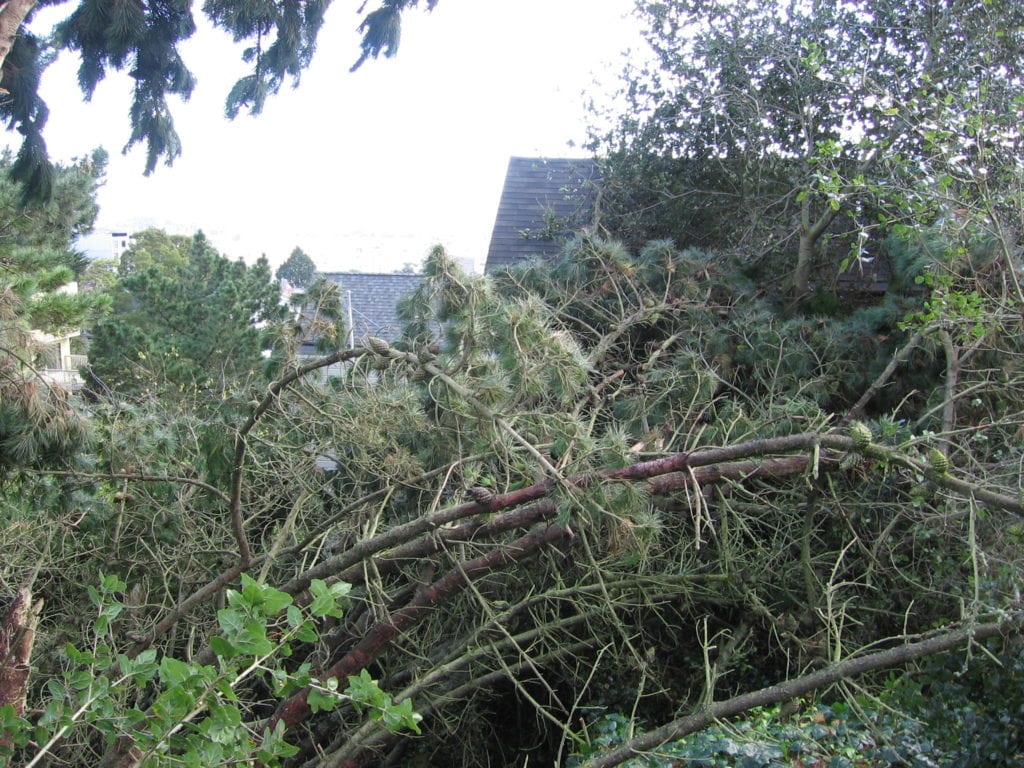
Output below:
[20,0,642,273]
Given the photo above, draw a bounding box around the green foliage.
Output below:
[0,150,109,469]
[574,642,1024,768]
[116,228,191,278]
[570,700,944,768]
[0,1,440,197]
[275,246,317,289]
[87,230,287,397]
[883,639,1024,766]
[591,0,1024,293]
[0,573,417,767]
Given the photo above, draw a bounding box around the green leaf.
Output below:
[259,585,293,616]
[210,635,237,659]
[233,619,274,656]
[217,607,245,637]
[308,684,341,714]
[294,619,318,644]
[308,579,346,618]
[159,656,194,687]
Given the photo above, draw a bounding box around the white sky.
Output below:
[21,0,642,273]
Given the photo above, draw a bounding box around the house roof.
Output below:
[484,157,601,274]
[319,272,424,344]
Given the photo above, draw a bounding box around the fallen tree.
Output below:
[3,239,1023,766]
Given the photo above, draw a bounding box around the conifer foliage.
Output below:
[87,229,286,397]
[0,149,107,469]
[0,0,440,197]
[2,1,1024,765]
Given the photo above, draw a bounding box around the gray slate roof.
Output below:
[484,157,601,274]
[320,272,423,344]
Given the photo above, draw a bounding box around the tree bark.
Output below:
[269,523,571,734]
[0,0,36,86]
[0,587,41,746]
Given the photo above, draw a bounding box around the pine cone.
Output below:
[467,486,494,504]
[928,448,949,476]
[367,337,391,356]
[849,421,872,451]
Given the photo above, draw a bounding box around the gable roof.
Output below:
[484,157,601,274]
[319,272,423,344]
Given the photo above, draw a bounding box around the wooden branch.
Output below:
[26,468,231,505]
[582,611,1024,768]
[844,330,926,422]
[937,329,959,455]
[269,523,572,734]
[229,348,367,566]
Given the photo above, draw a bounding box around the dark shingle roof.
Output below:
[320,272,423,344]
[484,157,601,274]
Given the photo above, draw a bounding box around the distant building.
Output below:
[111,232,130,263]
[484,156,601,274]
[296,271,427,367]
[30,282,86,390]
[320,272,425,346]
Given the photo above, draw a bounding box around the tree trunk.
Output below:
[0,0,37,86]
[0,587,41,747]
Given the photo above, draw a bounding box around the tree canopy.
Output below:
[0,148,107,469]
[276,246,317,289]
[0,0,440,199]
[2,1,1024,766]
[87,229,286,398]
[592,0,1024,301]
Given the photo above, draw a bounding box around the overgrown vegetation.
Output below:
[2,0,1024,766]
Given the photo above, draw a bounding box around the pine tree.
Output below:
[275,246,317,289]
[0,149,109,469]
[88,230,287,397]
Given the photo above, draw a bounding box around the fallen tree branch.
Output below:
[270,523,573,733]
[581,610,1024,768]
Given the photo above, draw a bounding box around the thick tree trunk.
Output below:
[0,0,37,86]
[0,587,41,747]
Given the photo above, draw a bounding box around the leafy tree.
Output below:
[592,0,1024,300]
[0,0,440,197]
[276,246,317,289]
[116,227,191,278]
[87,230,287,397]
[0,148,108,469]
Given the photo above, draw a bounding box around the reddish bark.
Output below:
[645,456,811,494]
[0,587,41,746]
[269,523,571,733]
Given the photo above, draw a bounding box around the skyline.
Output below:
[17,0,643,273]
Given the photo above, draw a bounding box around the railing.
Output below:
[38,368,85,391]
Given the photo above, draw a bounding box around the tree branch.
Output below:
[582,611,1024,768]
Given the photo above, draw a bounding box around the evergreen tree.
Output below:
[0,1,441,197]
[88,230,287,397]
[275,246,317,289]
[0,148,108,468]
